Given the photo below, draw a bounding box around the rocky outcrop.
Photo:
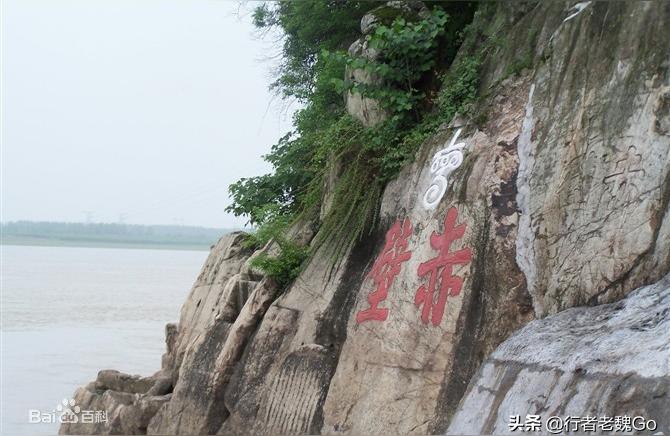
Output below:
[61,2,669,435]
[345,1,430,127]
[448,273,670,435]
[345,39,387,128]
[60,232,260,435]
[164,232,260,378]
[59,371,171,435]
[508,1,670,317]
[147,276,279,435]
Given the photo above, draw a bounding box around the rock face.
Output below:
[60,232,259,435]
[510,0,670,317]
[345,27,386,126]
[61,2,669,435]
[448,273,670,435]
[345,1,430,127]
[164,231,260,378]
[59,372,171,435]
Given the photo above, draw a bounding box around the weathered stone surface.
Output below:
[512,1,670,316]
[95,370,155,395]
[146,376,172,396]
[218,232,380,435]
[344,0,431,127]
[60,233,258,435]
[146,255,274,434]
[61,2,670,435]
[148,312,233,434]
[447,273,670,435]
[219,3,668,434]
[165,232,258,376]
[319,77,536,435]
[144,218,316,435]
[345,37,388,128]
[58,381,170,435]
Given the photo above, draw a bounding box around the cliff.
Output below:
[61,1,669,435]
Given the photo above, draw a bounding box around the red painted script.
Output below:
[415,207,472,326]
[356,218,413,323]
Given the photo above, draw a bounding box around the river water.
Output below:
[1,244,207,435]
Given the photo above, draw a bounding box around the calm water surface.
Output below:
[1,245,207,435]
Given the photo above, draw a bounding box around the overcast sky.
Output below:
[2,0,294,229]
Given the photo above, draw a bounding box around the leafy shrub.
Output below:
[241,207,292,249]
[243,213,309,287]
[438,54,482,121]
[250,239,309,288]
[228,2,485,266]
[328,8,448,121]
[252,1,384,102]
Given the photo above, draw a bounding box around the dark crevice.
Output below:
[428,211,491,434]
[309,221,386,433]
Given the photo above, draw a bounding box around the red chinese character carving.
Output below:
[356,218,413,323]
[415,207,472,326]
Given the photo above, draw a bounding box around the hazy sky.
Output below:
[2,0,294,228]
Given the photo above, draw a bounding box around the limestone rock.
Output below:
[95,370,155,395]
[164,232,258,376]
[345,37,388,128]
[61,2,670,435]
[217,3,669,434]
[319,77,535,435]
[60,233,257,435]
[58,380,171,435]
[510,1,670,317]
[447,273,670,435]
[147,277,279,435]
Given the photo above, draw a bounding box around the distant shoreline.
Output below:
[0,221,242,252]
[1,235,213,251]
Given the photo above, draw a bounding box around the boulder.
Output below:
[94,370,155,395]
[448,273,670,435]
[58,384,170,435]
[345,37,388,128]
[61,2,670,435]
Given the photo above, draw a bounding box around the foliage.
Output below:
[311,142,382,257]
[327,8,448,121]
[226,110,364,227]
[228,1,487,271]
[252,1,383,102]
[438,54,482,121]
[250,238,310,288]
[241,208,292,249]
[241,213,308,287]
[227,130,312,227]
[315,7,464,186]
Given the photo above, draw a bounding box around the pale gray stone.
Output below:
[61,3,670,435]
[447,274,670,435]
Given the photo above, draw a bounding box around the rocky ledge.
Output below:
[61,1,669,435]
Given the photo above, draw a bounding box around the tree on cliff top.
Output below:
[227,1,482,281]
[252,1,383,102]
